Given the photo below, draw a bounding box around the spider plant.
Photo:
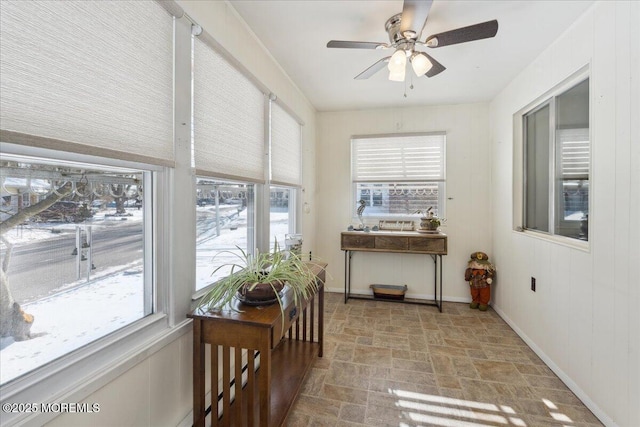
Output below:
[198,243,322,315]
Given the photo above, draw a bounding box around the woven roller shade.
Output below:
[0,1,174,165]
[352,134,445,182]
[193,37,265,183]
[270,102,301,186]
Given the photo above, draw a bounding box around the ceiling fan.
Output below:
[327,0,498,81]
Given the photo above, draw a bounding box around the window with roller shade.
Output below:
[269,101,301,249]
[192,35,266,291]
[0,0,173,405]
[351,133,446,219]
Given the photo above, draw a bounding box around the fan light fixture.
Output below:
[388,49,407,81]
[411,52,433,76]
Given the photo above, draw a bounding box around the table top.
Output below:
[188,262,326,327]
[341,230,447,238]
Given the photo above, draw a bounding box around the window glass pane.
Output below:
[356,183,442,217]
[269,186,293,251]
[555,79,589,240]
[195,179,254,291]
[0,156,149,385]
[524,105,550,232]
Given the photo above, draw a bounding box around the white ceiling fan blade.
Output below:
[355,57,391,80]
[400,0,433,39]
[327,40,388,49]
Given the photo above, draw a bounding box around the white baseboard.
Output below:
[491,304,616,427]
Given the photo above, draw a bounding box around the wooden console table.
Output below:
[341,231,447,311]
[188,263,326,427]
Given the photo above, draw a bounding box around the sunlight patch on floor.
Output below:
[389,388,579,426]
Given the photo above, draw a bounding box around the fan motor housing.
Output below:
[385,13,405,44]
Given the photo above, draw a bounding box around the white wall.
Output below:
[489,1,639,426]
[177,0,319,249]
[316,104,493,302]
[45,1,318,425]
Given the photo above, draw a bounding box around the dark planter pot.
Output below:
[237,281,285,305]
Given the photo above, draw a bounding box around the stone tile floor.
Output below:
[286,293,602,427]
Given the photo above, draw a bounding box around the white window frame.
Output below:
[350,133,446,222]
[0,142,173,426]
[513,65,591,250]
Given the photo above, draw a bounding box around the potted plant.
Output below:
[413,206,445,231]
[198,243,322,316]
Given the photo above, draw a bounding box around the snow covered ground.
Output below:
[1,206,290,385]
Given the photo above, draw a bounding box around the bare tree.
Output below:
[0,182,73,341]
[110,184,130,215]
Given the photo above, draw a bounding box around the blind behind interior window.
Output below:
[557,128,589,179]
[352,134,445,182]
[270,102,301,186]
[193,38,265,183]
[0,1,174,165]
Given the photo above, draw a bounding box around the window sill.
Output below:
[514,228,590,252]
[0,314,190,427]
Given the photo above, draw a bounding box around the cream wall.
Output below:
[489,2,639,426]
[316,104,492,302]
[45,1,318,426]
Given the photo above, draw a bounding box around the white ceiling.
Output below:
[228,0,594,112]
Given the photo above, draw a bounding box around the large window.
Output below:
[523,78,590,241]
[0,0,174,419]
[0,154,153,385]
[351,134,446,219]
[195,178,254,291]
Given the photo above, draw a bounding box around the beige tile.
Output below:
[293,394,341,419]
[351,344,393,366]
[430,353,455,375]
[324,361,372,389]
[321,384,369,405]
[372,332,411,350]
[523,373,571,390]
[472,360,528,385]
[389,368,438,387]
[436,374,462,389]
[288,297,602,427]
[338,403,367,424]
[451,357,480,379]
[429,344,469,357]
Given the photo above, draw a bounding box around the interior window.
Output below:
[523,78,589,240]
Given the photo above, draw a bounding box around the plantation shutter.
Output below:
[0,0,174,165]
[270,102,302,186]
[352,134,445,182]
[557,128,589,179]
[193,37,266,183]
